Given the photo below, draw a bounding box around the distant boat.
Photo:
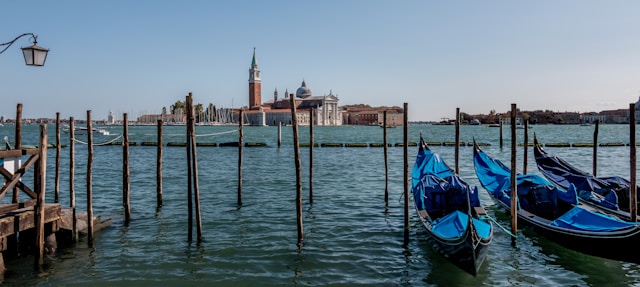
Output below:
[379,123,396,128]
[470,119,481,125]
[487,123,500,128]
[62,125,110,136]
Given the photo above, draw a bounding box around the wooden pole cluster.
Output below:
[34,124,47,270]
[309,109,314,205]
[630,103,637,222]
[87,110,94,244]
[593,119,599,176]
[186,93,203,242]
[69,117,77,241]
[290,92,304,247]
[157,119,163,208]
[455,107,460,174]
[383,110,389,208]
[238,109,244,207]
[510,104,518,246]
[403,102,409,247]
[55,112,61,203]
[123,113,131,224]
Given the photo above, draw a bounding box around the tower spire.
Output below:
[251,47,258,67]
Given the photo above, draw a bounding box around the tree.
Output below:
[171,100,186,115]
[460,112,470,123]
[206,103,216,122]
[195,103,204,123]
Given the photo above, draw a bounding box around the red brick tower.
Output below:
[248,48,261,109]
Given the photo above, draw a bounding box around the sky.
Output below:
[2,1,640,122]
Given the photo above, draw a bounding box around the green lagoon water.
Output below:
[0,123,639,286]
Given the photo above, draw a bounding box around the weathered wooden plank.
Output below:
[0,149,38,159]
[0,204,61,241]
[0,201,36,214]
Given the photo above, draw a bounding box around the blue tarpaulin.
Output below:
[551,206,638,232]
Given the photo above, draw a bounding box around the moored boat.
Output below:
[412,136,493,276]
[533,135,633,221]
[473,142,640,263]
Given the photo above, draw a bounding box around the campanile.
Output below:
[248,48,261,109]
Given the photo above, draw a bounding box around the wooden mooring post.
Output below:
[593,119,599,176]
[510,104,518,246]
[278,122,282,148]
[309,109,314,205]
[55,112,61,203]
[630,103,637,222]
[123,113,131,224]
[186,94,203,242]
[34,124,47,270]
[87,110,94,244]
[499,119,504,149]
[157,119,163,208]
[70,117,77,242]
[14,103,22,151]
[13,103,22,203]
[455,108,460,174]
[290,92,304,248]
[523,119,529,174]
[186,97,194,242]
[383,110,389,208]
[238,109,243,207]
[403,102,409,247]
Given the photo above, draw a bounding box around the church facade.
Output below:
[244,50,342,126]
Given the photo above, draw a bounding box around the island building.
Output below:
[133,49,402,126]
[242,49,342,126]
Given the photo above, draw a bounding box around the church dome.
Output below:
[296,80,312,98]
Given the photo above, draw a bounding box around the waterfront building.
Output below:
[341,104,404,126]
[243,50,342,126]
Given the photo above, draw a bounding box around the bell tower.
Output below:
[248,48,261,109]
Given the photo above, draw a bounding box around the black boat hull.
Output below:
[417,210,492,276]
[493,199,640,263]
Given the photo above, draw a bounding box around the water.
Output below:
[1,123,640,286]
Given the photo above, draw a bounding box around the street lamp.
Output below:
[1,33,49,66]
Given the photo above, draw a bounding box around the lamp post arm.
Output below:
[0,33,37,54]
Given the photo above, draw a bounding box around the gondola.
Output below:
[533,135,633,220]
[473,142,640,263]
[411,136,493,276]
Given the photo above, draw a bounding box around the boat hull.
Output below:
[417,213,491,276]
[493,199,640,263]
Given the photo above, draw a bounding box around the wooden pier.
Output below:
[0,140,61,272]
[0,105,111,273]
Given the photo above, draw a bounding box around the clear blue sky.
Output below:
[2,1,640,121]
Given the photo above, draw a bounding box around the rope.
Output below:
[195,129,238,137]
[73,134,123,146]
[138,129,239,137]
[480,214,517,238]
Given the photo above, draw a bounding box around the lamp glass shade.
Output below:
[22,44,49,66]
